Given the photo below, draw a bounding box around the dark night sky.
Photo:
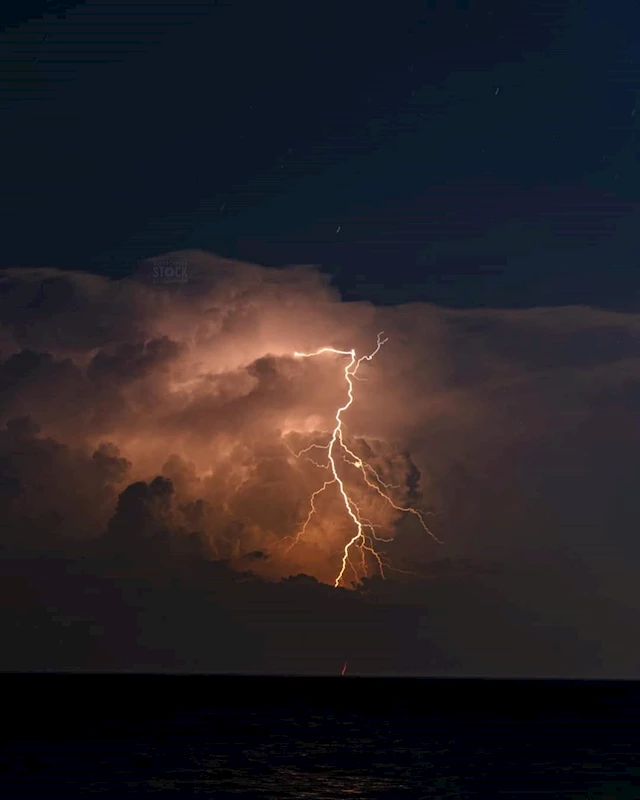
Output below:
[2,1,640,678]
[2,0,639,308]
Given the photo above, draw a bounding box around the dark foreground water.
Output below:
[2,676,640,798]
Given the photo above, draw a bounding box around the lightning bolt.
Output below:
[287,332,441,588]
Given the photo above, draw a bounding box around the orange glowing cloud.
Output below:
[2,250,640,593]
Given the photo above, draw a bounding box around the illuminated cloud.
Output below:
[1,250,640,675]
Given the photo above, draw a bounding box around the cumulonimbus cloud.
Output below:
[2,250,640,675]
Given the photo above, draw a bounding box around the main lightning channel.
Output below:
[288,332,441,587]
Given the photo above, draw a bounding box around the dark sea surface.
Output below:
[1,676,640,798]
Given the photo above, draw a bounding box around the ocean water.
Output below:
[2,676,640,798]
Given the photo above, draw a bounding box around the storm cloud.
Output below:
[1,250,639,677]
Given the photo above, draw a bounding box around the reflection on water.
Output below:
[3,708,638,798]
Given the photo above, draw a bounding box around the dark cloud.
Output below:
[1,250,639,676]
[0,268,152,354]
[0,418,130,547]
[87,336,184,385]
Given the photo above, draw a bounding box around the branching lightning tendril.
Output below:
[286,332,441,587]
